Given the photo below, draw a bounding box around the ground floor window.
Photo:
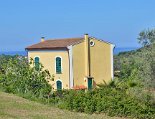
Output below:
[56,80,62,90]
[88,78,93,90]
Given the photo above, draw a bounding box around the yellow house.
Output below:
[26,34,115,90]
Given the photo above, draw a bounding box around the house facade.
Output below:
[26,34,115,90]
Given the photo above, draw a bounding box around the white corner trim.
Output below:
[111,44,115,80]
[55,56,63,74]
[67,45,74,88]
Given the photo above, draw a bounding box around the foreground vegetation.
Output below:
[0,28,155,119]
[0,54,154,119]
[57,88,154,119]
[0,91,124,119]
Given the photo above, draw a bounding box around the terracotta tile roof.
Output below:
[26,37,84,50]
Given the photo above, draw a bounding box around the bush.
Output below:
[0,55,52,99]
[56,88,155,119]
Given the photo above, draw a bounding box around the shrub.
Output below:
[0,55,52,99]
[56,88,155,119]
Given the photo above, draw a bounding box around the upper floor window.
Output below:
[34,57,40,71]
[56,57,62,73]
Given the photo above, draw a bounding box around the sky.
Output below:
[0,0,155,51]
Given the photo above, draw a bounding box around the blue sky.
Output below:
[0,0,155,51]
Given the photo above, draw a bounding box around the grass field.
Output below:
[0,91,126,119]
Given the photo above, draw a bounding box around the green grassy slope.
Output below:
[0,91,125,119]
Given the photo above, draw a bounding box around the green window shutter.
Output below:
[56,81,62,90]
[88,78,93,90]
[56,57,62,73]
[34,57,40,71]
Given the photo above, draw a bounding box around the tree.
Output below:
[138,29,155,46]
[138,28,155,88]
[0,55,52,98]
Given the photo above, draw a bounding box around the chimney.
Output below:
[41,37,45,42]
[84,34,89,41]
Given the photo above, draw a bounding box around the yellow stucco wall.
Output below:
[72,38,112,88]
[89,39,112,86]
[72,41,86,87]
[28,50,70,90]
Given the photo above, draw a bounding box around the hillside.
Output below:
[114,44,155,89]
[0,91,125,119]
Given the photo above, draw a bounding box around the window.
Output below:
[90,40,95,46]
[34,57,40,71]
[56,57,62,73]
[56,80,62,90]
[88,78,93,90]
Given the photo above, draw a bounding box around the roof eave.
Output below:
[26,47,68,51]
[90,37,114,45]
